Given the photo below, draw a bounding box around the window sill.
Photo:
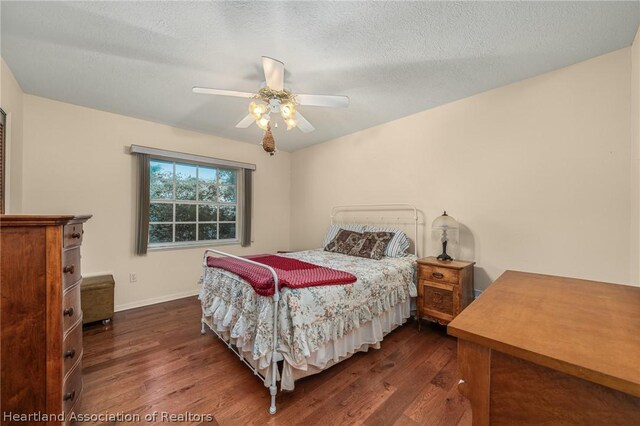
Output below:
[148,240,240,252]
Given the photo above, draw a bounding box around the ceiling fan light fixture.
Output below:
[256,115,270,130]
[285,117,297,130]
[281,102,296,119]
[194,57,349,141]
[249,101,267,119]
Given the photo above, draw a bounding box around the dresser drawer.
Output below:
[62,361,83,417]
[62,284,82,333]
[63,222,84,248]
[62,247,81,290]
[422,281,454,322]
[63,320,83,375]
[420,264,459,284]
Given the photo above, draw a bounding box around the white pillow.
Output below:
[364,226,410,257]
[322,223,367,248]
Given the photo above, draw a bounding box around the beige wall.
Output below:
[290,48,635,290]
[8,42,639,310]
[632,28,640,285]
[1,58,24,213]
[21,95,291,310]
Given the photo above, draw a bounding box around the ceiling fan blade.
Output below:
[193,87,255,98]
[295,112,315,133]
[296,94,350,108]
[262,56,284,91]
[235,114,255,128]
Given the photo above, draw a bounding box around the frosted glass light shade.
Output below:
[432,211,458,229]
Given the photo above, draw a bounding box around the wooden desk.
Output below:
[448,270,640,425]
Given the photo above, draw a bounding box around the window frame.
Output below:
[147,157,242,251]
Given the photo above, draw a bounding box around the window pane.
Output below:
[219,206,236,221]
[149,224,173,243]
[150,160,173,200]
[198,223,218,241]
[199,166,217,182]
[219,223,236,240]
[175,204,196,222]
[199,183,217,202]
[198,205,217,222]
[218,169,236,185]
[218,185,236,203]
[175,163,197,200]
[198,167,217,202]
[175,224,196,241]
[150,203,173,222]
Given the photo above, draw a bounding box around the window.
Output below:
[131,145,254,254]
[148,159,239,247]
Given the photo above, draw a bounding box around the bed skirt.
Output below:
[201,298,411,390]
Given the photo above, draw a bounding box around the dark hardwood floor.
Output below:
[81,296,471,425]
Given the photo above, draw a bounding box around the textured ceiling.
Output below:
[1,1,639,151]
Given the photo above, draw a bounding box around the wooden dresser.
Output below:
[448,271,640,425]
[1,215,91,423]
[416,257,474,328]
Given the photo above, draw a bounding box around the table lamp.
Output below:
[432,211,459,261]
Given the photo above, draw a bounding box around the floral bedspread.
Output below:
[199,249,417,369]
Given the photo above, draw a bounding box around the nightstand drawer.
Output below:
[420,265,459,284]
[422,281,454,318]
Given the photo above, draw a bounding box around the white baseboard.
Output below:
[114,288,200,312]
[474,289,484,299]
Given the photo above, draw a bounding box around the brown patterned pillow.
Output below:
[324,229,364,254]
[324,229,395,260]
[352,231,395,260]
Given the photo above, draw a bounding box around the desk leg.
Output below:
[457,339,491,426]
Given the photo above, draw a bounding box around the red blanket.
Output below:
[206,254,357,296]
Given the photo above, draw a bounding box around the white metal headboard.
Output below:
[330,203,420,257]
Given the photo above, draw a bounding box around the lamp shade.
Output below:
[432,211,458,229]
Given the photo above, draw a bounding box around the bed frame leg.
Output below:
[200,320,206,335]
[269,385,277,415]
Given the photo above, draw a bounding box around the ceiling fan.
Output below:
[193,57,349,136]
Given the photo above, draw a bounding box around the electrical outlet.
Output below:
[129,273,137,283]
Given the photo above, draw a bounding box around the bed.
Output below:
[199,204,421,414]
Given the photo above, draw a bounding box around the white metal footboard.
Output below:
[200,249,281,415]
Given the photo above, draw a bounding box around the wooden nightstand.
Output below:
[417,257,475,328]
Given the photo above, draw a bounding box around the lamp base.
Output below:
[437,240,453,262]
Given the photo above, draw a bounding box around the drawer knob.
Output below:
[71,232,81,239]
[64,348,76,359]
[63,390,76,402]
[63,265,75,274]
[63,307,74,317]
[432,272,444,279]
